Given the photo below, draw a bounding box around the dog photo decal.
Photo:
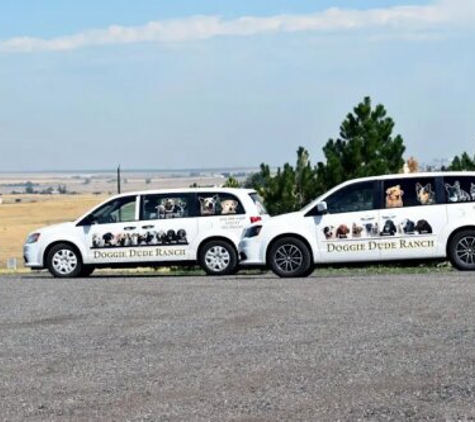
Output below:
[157,198,187,219]
[92,228,189,248]
[445,181,471,203]
[386,185,404,208]
[416,182,435,205]
[199,195,241,216]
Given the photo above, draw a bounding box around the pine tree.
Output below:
[316,96,405,192]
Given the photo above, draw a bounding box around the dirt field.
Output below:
[0,194,106,269]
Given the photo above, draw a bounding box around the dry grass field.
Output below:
[0,194,106,269]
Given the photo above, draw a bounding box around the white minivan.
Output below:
[24,188,268,277]
[239,172,475,277]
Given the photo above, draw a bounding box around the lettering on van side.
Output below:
[93,248,186,260]
[327,239,435,253]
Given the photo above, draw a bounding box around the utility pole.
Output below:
[117,165,121,194]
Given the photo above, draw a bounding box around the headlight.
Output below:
[244,225,262,238]
[26,233,41,244]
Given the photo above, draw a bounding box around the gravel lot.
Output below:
[1,271,475,421]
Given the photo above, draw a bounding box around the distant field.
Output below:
[0,194,106,269]
[0,171,232,195]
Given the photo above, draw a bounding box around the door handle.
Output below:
[360,217,375,221]
[124,226,136,230]
[382,215,396,219]
[142,225,154,229]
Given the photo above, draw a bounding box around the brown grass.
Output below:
[0,194,106,268]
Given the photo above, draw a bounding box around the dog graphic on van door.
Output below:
[386,185,404,208]
[416,183,435,205]
[445,181,470,202]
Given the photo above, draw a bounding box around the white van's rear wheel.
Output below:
[47,243,83,278]
[199,240,238,275]
[269,237,312,278]
[449,230,475,271]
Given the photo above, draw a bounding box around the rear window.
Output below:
[197,193,245,216]
[249,193,268,215]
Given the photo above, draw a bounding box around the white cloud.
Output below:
[1,0,473,53]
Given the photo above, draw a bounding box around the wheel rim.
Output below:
[274,244,304,273]
[204,246,231,272]
[52,249,78,275]
[455,236,475,265]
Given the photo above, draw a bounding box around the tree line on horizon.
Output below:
[224,96,474,215]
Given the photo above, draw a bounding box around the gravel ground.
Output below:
[1,271,475,421]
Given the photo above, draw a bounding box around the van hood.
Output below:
[265,211,302,227]
[34,221,76,235]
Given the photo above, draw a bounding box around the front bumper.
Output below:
[238,237,266,266]
[23,243,44,268]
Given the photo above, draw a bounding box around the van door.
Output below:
[314,180,382,263]
[138,192,199,262]
[378,176,447,260]
[80,195,142,264]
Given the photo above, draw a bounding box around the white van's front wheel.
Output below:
[449,230,475,271]
[47,243,83,278]
[199,240,238,276]
[268,237,313,278]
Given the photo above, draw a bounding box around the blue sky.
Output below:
[0,0,474,171]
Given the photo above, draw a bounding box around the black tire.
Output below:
[199,240,238,276]
[448,229,475,271]
[268,237,312,278]
[46,243,83,278]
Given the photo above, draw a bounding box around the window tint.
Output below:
[197,193,245,216]
[141,193,192,220]
[444,176,475,203]
[89,196,137,224]
[383,177,437,208]
[325,181,375,214]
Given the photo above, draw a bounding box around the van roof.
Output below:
[111,187,256,198]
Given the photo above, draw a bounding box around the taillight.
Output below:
[250,216,262,224]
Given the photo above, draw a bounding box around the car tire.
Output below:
[268,237,312,278]
[448,229,475,271]
[46,243,83,278]
[199,240,238,276]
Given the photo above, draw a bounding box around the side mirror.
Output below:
[77,214,97,226]
[305,201,328,217]
[316,202,328,214]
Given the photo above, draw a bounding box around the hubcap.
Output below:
[456,236,475,265]
[274,244,303,273]
[205,246,231,272]
[52,249,78,275]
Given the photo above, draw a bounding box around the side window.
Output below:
[444,176,475,203]
[383,177,437,208]
[141,193,192,220]
[325,181,375,214]
[196,193,245,217]
[88,196,137,224]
